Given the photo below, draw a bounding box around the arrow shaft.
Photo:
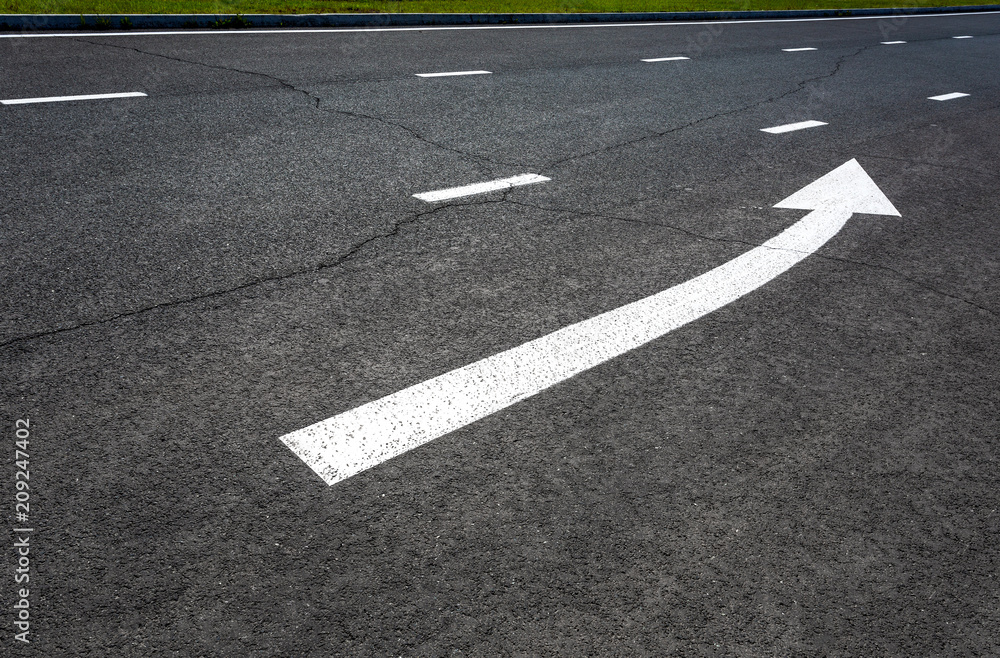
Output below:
[281,205,851,485]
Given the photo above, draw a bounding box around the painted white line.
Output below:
[414,174,549,202]
[415,70,491,78]
[4,12,998,39]
[881,40,907,44]
[761,120,828,134]
[953,35,974,38]
[783,47,817,52]
[641,56,690,62]
[281,159,900,486]
[0,91,147,105]
[928,92,970,101]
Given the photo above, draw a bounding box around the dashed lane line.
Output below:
[928,92,970,101]
[0,91,147,105]
[761,120,828,134]
[415,70,491,78]
[641,56,690,62]
[413,174,549,202]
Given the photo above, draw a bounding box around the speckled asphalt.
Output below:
[1,12,998,656]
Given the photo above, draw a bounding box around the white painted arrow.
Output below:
[281,159,900,485]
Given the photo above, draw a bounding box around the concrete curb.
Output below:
[1,5,998,31]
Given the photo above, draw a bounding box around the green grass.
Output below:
[1,0,993,14]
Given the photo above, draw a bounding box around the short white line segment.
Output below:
[0,91,147,105]
[281,159,900,486]
[642,56,690,62]
[783,47,817,52]
[761,120,828,134]
[415,70,491,78]
[881,40,907,44]
[953,35,974,38]
[928,92,969,101]
[414,174,549,202]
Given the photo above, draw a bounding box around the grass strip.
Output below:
[2,0,997,15]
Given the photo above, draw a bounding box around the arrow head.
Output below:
[774,159,901,217]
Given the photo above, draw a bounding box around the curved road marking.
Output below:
[281,159,900,485]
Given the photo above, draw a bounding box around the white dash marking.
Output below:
[415,70,492,78]
[281,159,900,486]
[881,40,907,44]
[783,47,817,52]
[0,91,147,105]
[414,173,549,202]
[761,120,828,134]
[928,92,969,101]
[641,56,690,62]
[953,35,974,39]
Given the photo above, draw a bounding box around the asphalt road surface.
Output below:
[1,11,999,656]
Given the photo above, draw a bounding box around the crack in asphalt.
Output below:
[820,149,989,176]
[5,180,994,350]
[73,37,512,168]
[14,38,988,350]
[78,37,877,175]
[810,104,1000,179]
[0,195,509,350]
[503,197,999,320]
[543,44,875,170]
[321,105,515,168]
